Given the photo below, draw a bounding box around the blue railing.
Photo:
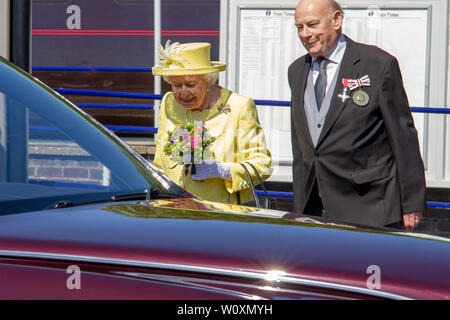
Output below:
[54,87,450,112]
[54,88,450,134]
[56,88,163,100]
[76,103,154,110]
[33,66,152,72]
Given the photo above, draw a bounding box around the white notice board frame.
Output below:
[220,0,449,187]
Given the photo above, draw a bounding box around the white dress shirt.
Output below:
[311,34,347,93]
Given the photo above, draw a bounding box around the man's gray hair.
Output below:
[331,0,343,15]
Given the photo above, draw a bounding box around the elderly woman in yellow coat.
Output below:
[152,41,272,204]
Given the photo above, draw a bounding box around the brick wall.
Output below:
[28,140,108,186]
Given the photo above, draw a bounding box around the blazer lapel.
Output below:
[293,55,315,150]
[316,38,360,148]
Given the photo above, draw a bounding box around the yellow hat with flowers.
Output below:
[152,41,226,76]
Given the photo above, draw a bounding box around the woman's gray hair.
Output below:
[162,72,219,85]
[203,72,220,84]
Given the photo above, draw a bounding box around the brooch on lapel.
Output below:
[338,86,350,103]
[218,104,231,114]
[340,75,371,107]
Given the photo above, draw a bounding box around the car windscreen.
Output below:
[0,58,185,214]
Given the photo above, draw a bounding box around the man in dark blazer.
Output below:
[288,0,426,230]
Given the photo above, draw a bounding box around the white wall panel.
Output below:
[0,0,10,59]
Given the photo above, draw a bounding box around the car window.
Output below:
[0,58,184,214]
[28,106,117,191]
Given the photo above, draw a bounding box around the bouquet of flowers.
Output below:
[163,119,217,175]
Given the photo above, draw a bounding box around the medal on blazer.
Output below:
[352,89,370,106]
[218,104,231,114]
[338,82,350,103]
[342,75,371,107]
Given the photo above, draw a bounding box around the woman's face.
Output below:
[171,75,209,110]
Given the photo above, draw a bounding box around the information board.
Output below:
[238,9,305,100]
[238,7,428,101]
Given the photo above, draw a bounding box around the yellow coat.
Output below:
[153,87,273,203]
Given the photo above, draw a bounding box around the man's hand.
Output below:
[191,161,231,180]
[403,211,423,232]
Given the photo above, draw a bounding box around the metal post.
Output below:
[154,0,161,131]
[7,0,30,182]
[0,0,10,59]
[10,0,31,72]
[219,0,228,87]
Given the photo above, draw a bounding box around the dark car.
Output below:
[0,57,449,300]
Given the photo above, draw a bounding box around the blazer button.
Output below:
[317,123,322,128]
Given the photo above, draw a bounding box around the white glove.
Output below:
[191,160,231,180]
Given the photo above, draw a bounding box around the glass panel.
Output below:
[28,108,114,190]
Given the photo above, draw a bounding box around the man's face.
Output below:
[294,0,342,58]
[171,75,209,111]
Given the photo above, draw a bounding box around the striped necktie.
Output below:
[314,58,328,110]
